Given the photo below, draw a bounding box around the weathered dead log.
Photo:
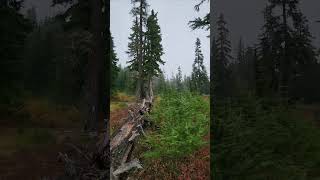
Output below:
[58,98,153,180]
[110,98,152,179]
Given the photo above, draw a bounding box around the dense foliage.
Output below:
[144,91,209,159]
[127,0,165,99]
[0,1,33,104]
[213,97,320,179]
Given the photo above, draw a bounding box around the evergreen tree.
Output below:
[144,9,164,98]
[52,0,109,131]
[236,37,245,63]
[127,17,140,72]
[191,38,209,94]
[258,1,316,98]
[189,0,210,31]
[183,75,192,92]
[257,5,282,96]
[114,66,136,94]
[111,35,119,94]
[176,66,183,91]
[154,71,167,94]
[214,14,232,97]
[0,0,33,104]
[129,0,149,100]
[231,37,246,94]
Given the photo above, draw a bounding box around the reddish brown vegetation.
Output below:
[178,145,210,180]
[110,106,130,131]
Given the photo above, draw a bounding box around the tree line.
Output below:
[1,0,110,132]
[213,0,320,103]
[111,0,210,97]
[112,37,210,95]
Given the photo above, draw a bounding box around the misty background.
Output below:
[20,0,319,74]
[213,0,320,57]
[110,0,210,77]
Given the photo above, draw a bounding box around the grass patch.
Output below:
[144,91,209,159]
[111,92,135,102]
[110,102,128,112]
[18,98,82,128]
[213,96,320,180]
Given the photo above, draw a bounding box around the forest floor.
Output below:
[110,92,210,179]
[0,98,93,179]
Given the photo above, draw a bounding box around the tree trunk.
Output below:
[85,0,107,132]
[148,77,153,101]
[279,0,289,100]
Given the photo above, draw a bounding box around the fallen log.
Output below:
[58,98,153,180]
[110,98,152,180]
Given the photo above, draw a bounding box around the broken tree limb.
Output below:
[113,158,143,176]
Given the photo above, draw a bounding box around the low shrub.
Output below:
[144,91,209,159]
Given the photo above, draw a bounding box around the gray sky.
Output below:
[213,0,320,57]
[111,0,210,78]
[22,0,210,77]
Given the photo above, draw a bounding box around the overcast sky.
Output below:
[213,0,320,57]
[22,0,319,77]
[111,0,210,78]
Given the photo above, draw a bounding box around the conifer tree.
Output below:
[189,0,210,31]
[129,0,149,100]
[176,66,183,91]
[258,1,316,98]
[127,17,140,72]
[111,35,119,94]
[257,5,282,95]
[236,37,245,63]
[155,71,167,94]
[191,38,209,94]
[214,14,232,97]
[233,37,247,93]
[144,9,164,99]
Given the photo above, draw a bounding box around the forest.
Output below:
[1,0,111,179]
[0,0,210,179]
[212,0,320,179]
[2,0,320,179]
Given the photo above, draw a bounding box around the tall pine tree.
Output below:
[129,0,149,100]
[111,34,119,94]
[214,14,232,97]
[191,38,209,94]
[144,9,164,99]
[258,1,316,98]
[176,66,183,91]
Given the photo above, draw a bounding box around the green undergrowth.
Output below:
[143,91,209,159]
[213,96,320,180]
